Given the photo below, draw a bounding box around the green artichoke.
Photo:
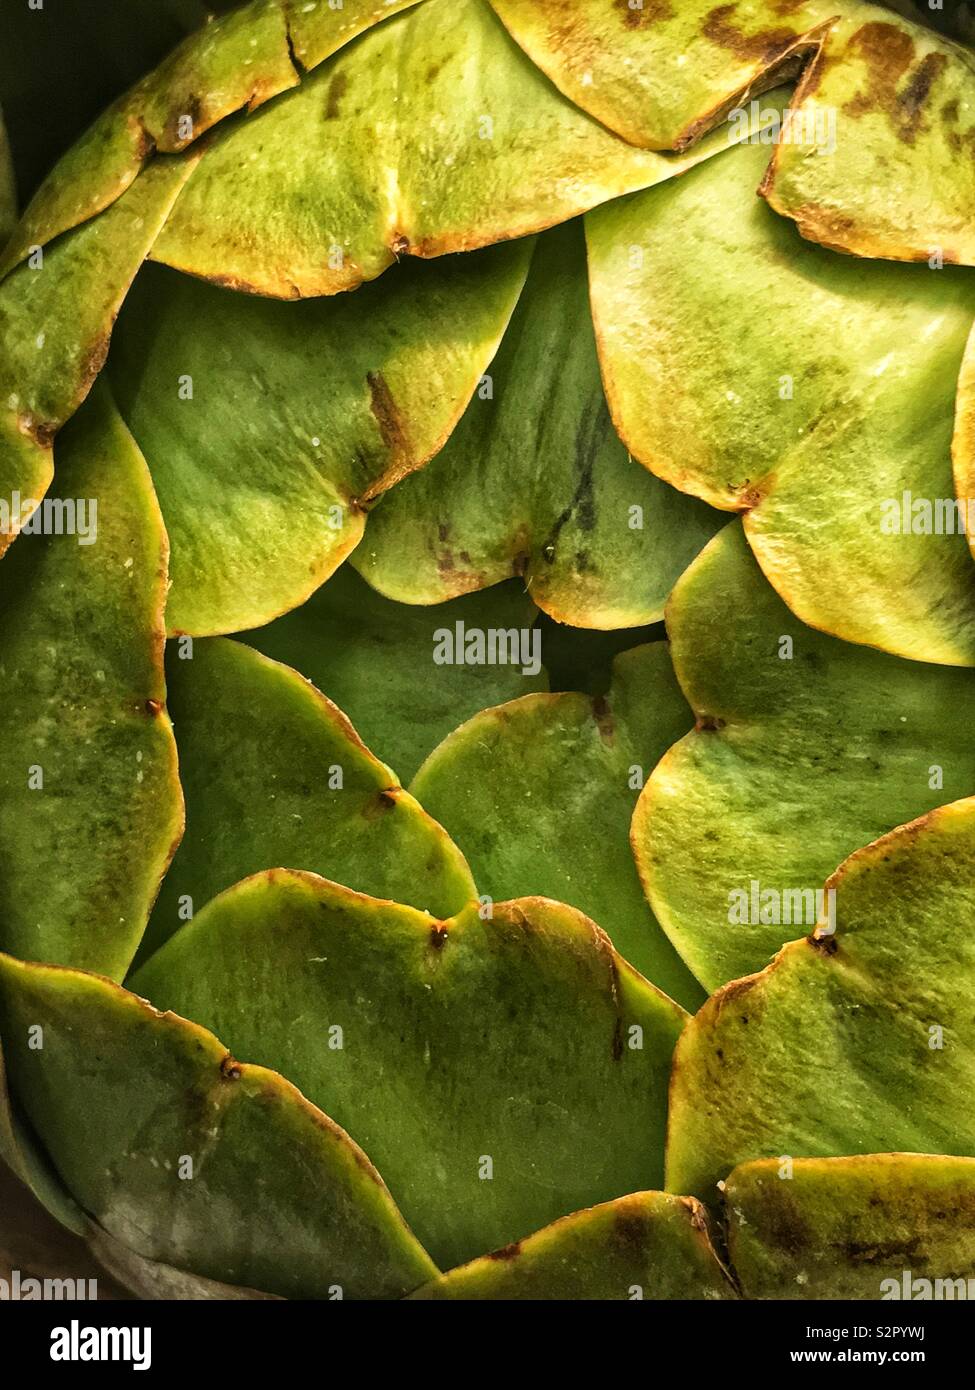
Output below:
[2,0,975,1303]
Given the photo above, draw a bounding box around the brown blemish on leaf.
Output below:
[539,400,600,561]
[755,1187,815,1253]
[712,972,759,1018]
[203,269,300,300]
[613,1204,651,1247]
[765,199,870,257]
[429,923,448,952]
[844,1236,925,1265]
[738,474,773,509]
[19,415,57,449]
[324,71,348,120]
[896,52,948,143]
[79,335,112,398]
[131,114,157,164]
[361,787,399,821]
[144,698,163,717]
[696,715,726,733]
[843,23,919,132]
[702,5,800,64]
[367,370,409,462]
[808,931,838,956]
[487,1241,521,1261]
[390,233,410,256]
[614,0,673,26]
[612,1014,625,1061]
[586,918,627,1061]
[219,1053,242,1081]
[847,20,916,85]
[680,1194,709,1231]
[591,695,615,744]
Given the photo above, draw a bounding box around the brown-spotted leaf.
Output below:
[109,239,530,635]
[410,1192,735,1300]
[489,0,838,149]
[763,6,975,264]
[726,1155,975,1300]
[151,0,747,298]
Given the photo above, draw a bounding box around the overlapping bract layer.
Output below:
[3,0,975,1303]
[355,220,723,628]
[634,523,975,989]
[2,1,971,656]
[667,799,975,1202]
[0,388,182,981]
[411,643,702,1008]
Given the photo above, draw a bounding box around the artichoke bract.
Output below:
[2,0,975,1302]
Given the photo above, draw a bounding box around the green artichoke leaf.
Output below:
[726,1155,975,1300]
[587,130,975,664]
[284,0,425,69]
[0,154,195,558]
[353,220,723,627]
[763,7,975,265]
[410,1191,735,1301]
[243,567,547,783]
[86,1226,279,1301]
[410,644,703,1009]
[633,523,975,991]
[150,0,759,299]
[108,238,530,636]
[666,797,975,1203]
[131,872,685,1271]
[139,635,475,965]
[0,0,303,281]
[0,386,183,981]
[0,952,438,1299]
[0,1036,87,1238]
[489,0,837,150]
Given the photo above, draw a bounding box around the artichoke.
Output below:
[2,0,975,1303]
